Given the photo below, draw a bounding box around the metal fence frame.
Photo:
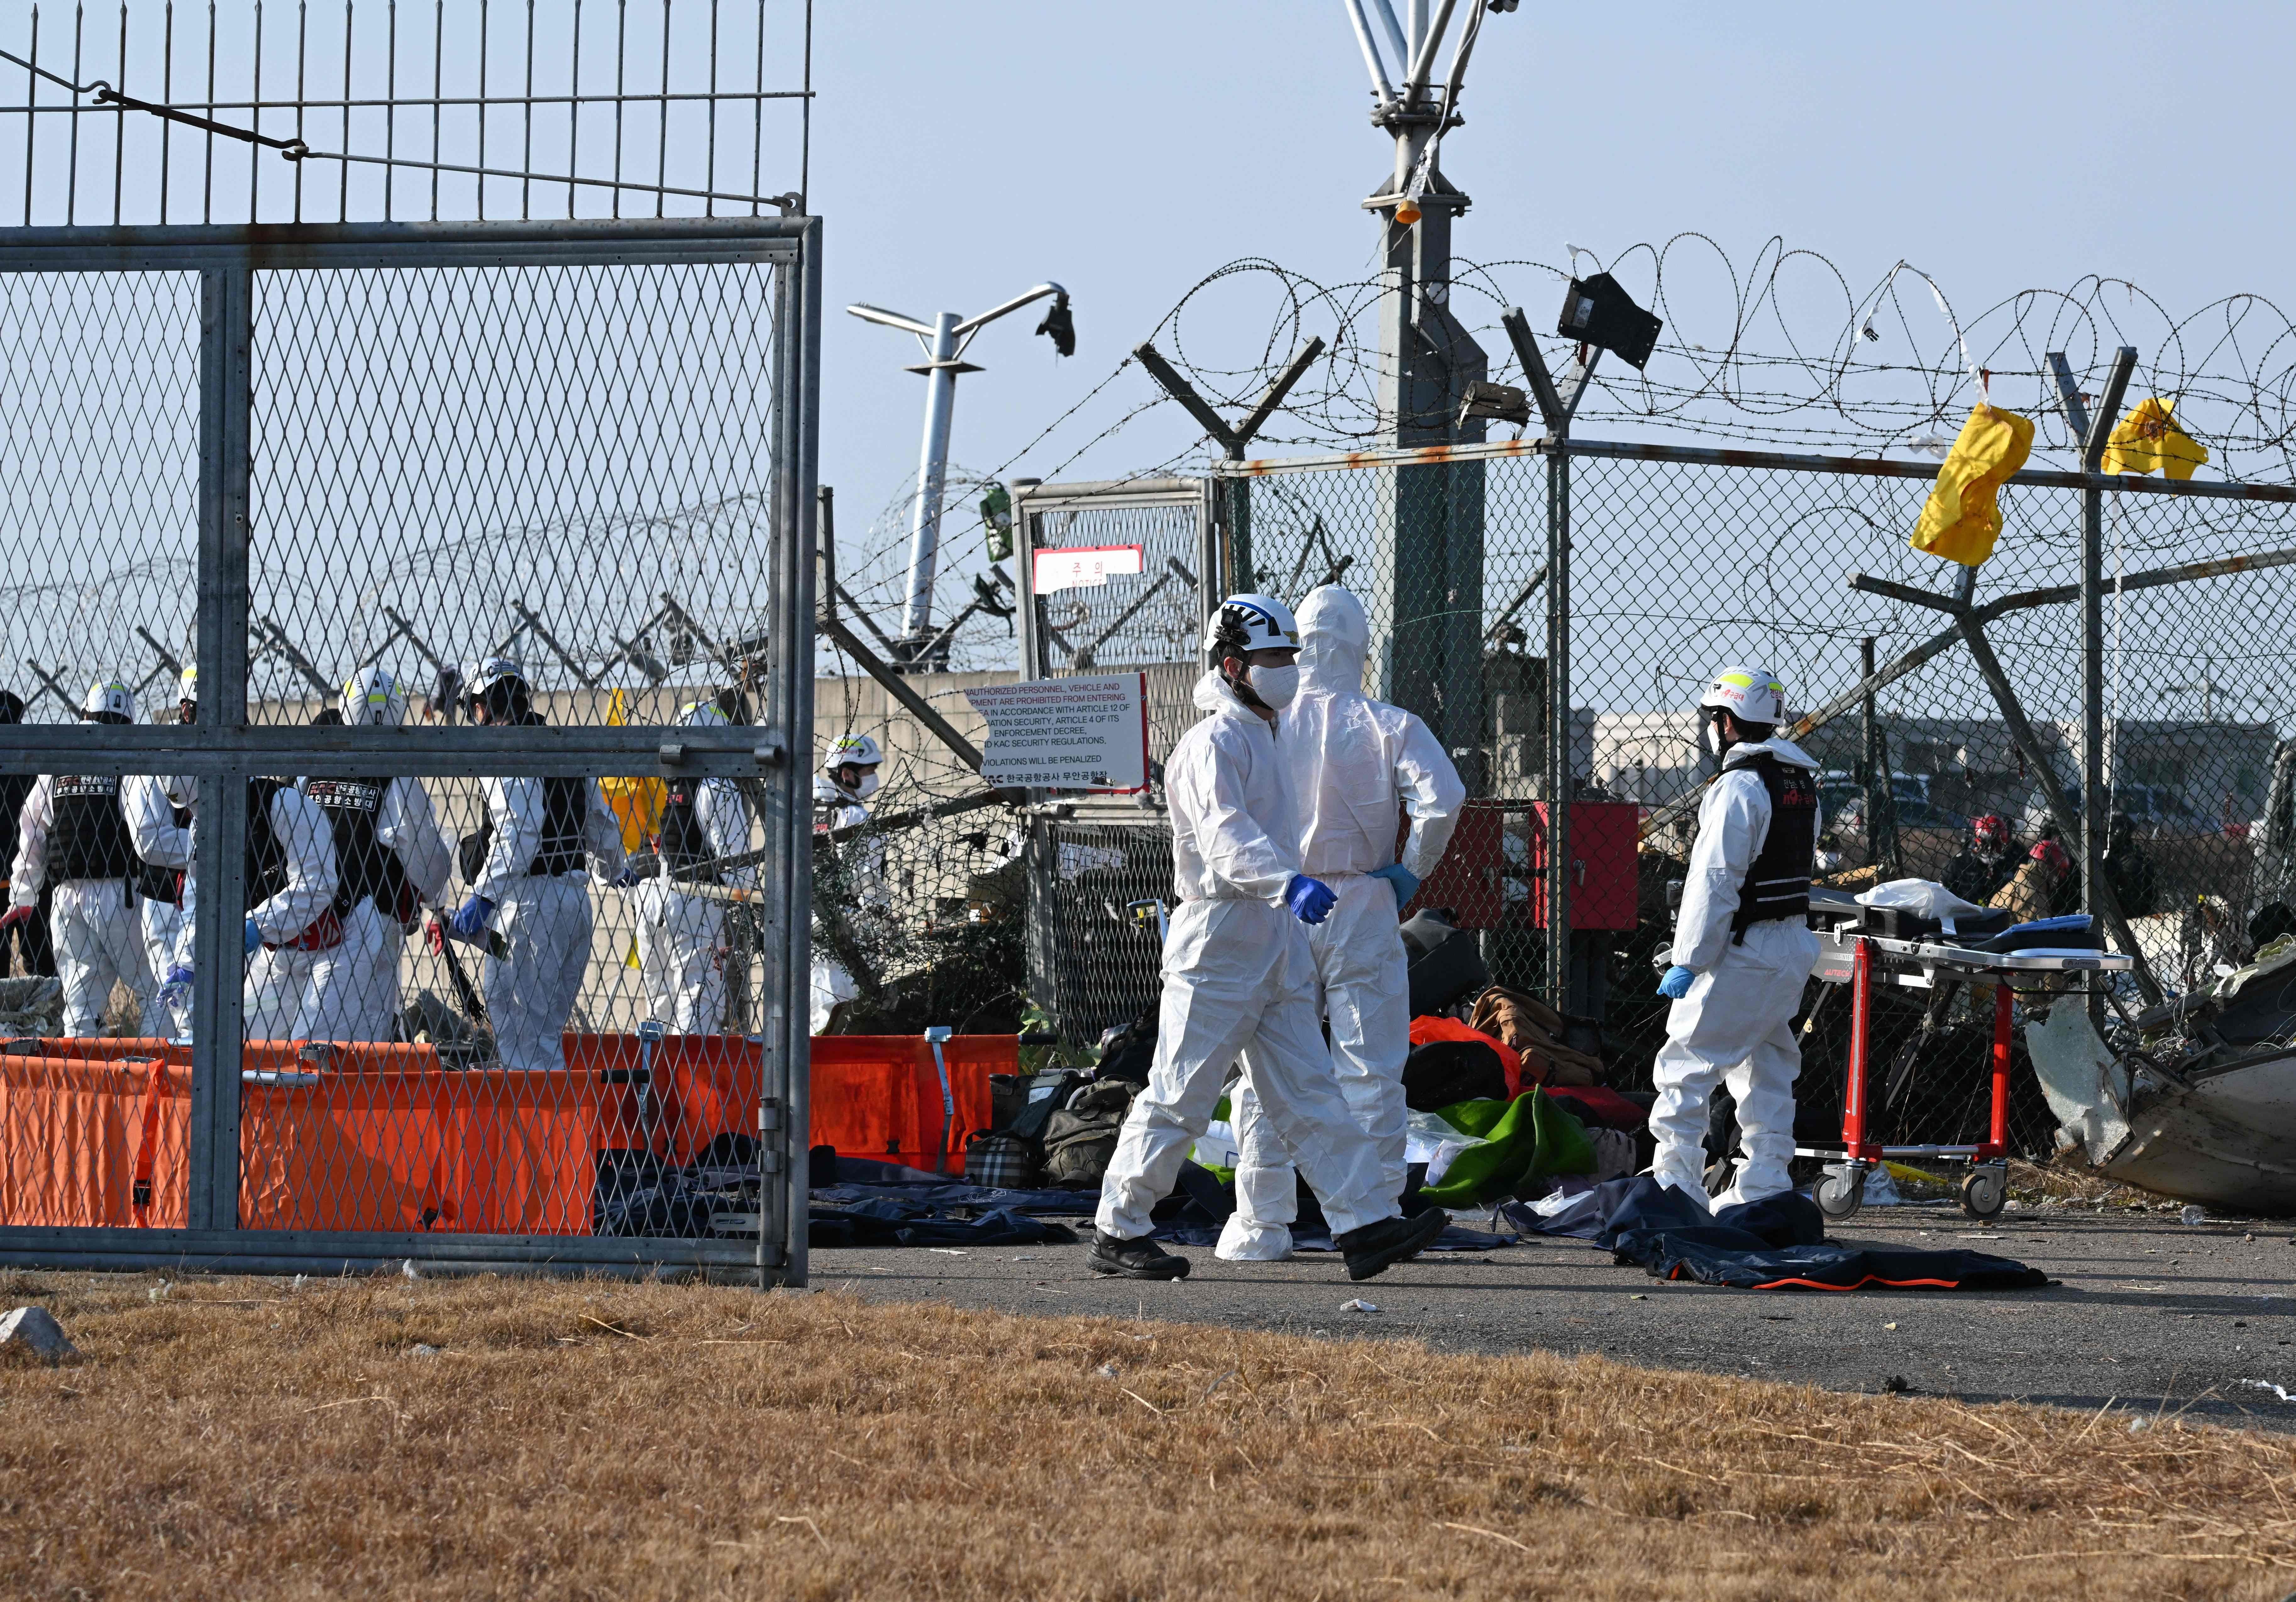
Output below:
[0,213,821,1282]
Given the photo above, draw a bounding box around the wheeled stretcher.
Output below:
[1799,910,2131,1222]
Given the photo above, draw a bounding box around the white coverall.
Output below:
[808,779,882,1035]
[9,776,159,1037]
[296,777,453,1043]
[1094,670,1395,1244]
[124,775,192,1037]
[1220,586,1465,1260]
[472,776,622,1072]
[636,777,753,1032]
[165,777,344,1041]
[1648,736,1823,1210]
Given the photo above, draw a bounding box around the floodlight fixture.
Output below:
[1457,379,1532,432]
[1557,272,1662,371]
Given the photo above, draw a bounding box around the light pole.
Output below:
[847,284,1073,670]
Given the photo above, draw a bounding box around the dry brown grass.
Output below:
[0,1269,2287,1600]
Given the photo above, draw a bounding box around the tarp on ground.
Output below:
[1409,1089,1597,1207]
[1510,1175,2050,1292]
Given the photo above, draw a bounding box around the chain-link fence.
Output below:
[955,432,2296,1155]
[1125,437,2296,1158]
[0,216,820,1281]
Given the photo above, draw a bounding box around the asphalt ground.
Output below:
[812,1196,2296,1431]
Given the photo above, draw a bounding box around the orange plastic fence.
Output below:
[0,1033,1014,1235]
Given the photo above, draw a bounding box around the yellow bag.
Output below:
[599,687,664,854]
[1911,400,2035,568]
[2101,396,2209,480]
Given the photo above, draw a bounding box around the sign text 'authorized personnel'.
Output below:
[964,672,1149,793]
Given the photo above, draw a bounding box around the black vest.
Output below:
[1721,749,1818,940]
[49,775,136,883]
[245,778,290,913]
[529,777,587,876]
[305,776,412,917]
[659,776,715,878]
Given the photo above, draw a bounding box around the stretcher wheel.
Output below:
[1816,1167,1865,1222]
[1960,1165,2007,1221]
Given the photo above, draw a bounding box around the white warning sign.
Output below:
[1030,544,1145,594]
[964,673,1150,793]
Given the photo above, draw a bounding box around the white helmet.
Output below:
[1698,665,1787,726]
[680,698,731,729]
[80,677,134,721]
[822,732,882,773]
[176,665,197,705]
[1203,593,1301,662]
[341,665,407,728]
[470,656,527,698]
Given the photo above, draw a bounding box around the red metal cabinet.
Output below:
[1404,799,1639,931]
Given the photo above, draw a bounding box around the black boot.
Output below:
[1335,1208,1448,1282]
[1088,1230,1191,1280]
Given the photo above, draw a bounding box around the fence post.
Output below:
[188,262,255,1233]
[1544,443,1572,1010]
[2080,349,2138,1022]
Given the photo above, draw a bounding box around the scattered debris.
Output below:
[401,1260,422,1281]
[2241,1379,2296,1404]
[1882,1375,1910,1394]
[1340,1298,1379,1313]
[407,1344,444,1358]
[1094,1363,1120,1378]
[0,1306,77,1365]
[2182,1205,2209,1226]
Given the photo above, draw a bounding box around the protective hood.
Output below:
[1725,734,1819,771]
[1192,668,1257,718]
[1297,585,1369,697]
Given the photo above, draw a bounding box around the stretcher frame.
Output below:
[1798,929,2131,1222]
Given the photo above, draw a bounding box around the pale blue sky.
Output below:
[813,2,2296,615]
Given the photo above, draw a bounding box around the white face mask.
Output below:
[1247,664,1300,710]
[851,769,881,799]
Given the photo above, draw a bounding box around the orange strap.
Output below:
[130,1057,168,1213]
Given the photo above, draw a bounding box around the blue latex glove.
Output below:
[609,864,645,890]
[1367,863,1420,909]
[448,895,497,941]
[242,918,262,956]
[1658,964,1697,1000]
[163,964,194,991]
[1283,874,1337,926]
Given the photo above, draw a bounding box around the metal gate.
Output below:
[1011,475,1210,1049]
[0,215,820,1281]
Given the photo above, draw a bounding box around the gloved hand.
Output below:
[1367,863,1420,909]
[163,964,195,990]
[1658,964,1698,1000]
[0,904,30,931]
[609,864,645,890]
[243,918,263,956]
[1283,874,1337,926]
[448,895,497,941]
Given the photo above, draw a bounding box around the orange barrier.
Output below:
[807,1035,1004,1175]
[0,1033,1016,1234]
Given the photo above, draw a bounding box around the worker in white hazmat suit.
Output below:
[295,668,452,1041]
[445,659,623,1071]
[125,667,199,1037]
[2,680,164,1036]
[1217,583,1466,1261]
[1647,666,1823,1211]
[809,732,884,1035]
[624,697,754,1032]
[161,773,343,1040]
[1089,594,1449,1283]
